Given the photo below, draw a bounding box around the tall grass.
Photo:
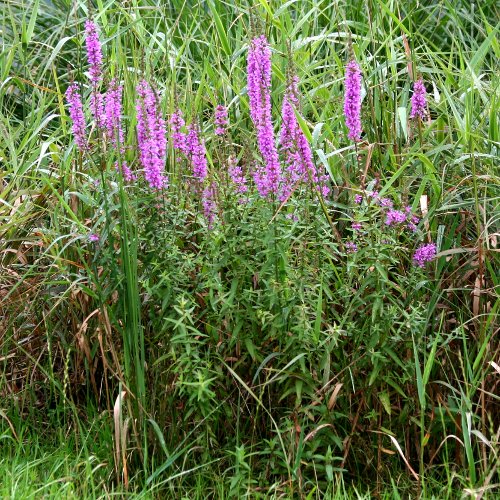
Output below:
[1,0,498,497]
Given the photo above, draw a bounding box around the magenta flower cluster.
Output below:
[355,191,420,233]
[413,243,436,267]
[385,209,407,226]
[84,20,103,84]
[65,83,87,152]
[280,75,329,199]
[247,35,282,197]
[104,79,125,148]
[214,105,228,136]
[202,183,218,229]
[169,110,188,157]
[67,20,438,246]
[186,123,208,185]
[344,60,362,141]
[410,79,427,120]
[228,156,248,197]
[136,80,167,189]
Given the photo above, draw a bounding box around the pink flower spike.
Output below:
[280,74,329,199]
[410,79,427,120]
[247,35,282,197]
[136,79,168,190]
[344,60,362,141]
[170,110,187,154]
[214,105,228,136]
[84,20,103,85]
[65,83,87,152]
[186,123,208,185]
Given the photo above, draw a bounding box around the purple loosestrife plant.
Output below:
[345,241,358,253]
[136,80,168,189]
[116,162,136,182]
[90,92,105,126]
[169,110,187,154]
[202,183,218,228]
[247,35,282,197]
[413,243,436,267]
[228,156,248,201]
[214,105,228,136]
[84,20,103,85]
[186,123,208,186]
[344,60,362,141]
[279,75,329,200]
[104,79,124,149]
[385,209,407,226]
[65,83,87,152]
[410,79,427,120]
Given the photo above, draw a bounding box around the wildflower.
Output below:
[202,183,217,228]
[88,233,100,242]
[90,92,105,126]
[186,123,208,185]
[169,110,187,154]
[354,194,363,204]
[214,105,228,136]
[345,241,358,253]
[352,222,362,231]
[228,156,248,195]
[136,80,167,189]
[344,60,362,141]
[115,161,136,182]
[280,74,329,200]
[413,242,436,267]
[84,20,103,84]
[385,209,407,226]
[247,35,282,197]
[104,80,124,148]
[65,83,87,152]
[410,79,427,120]
[379,197,393,208]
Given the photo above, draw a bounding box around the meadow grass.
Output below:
[0,0,499,497]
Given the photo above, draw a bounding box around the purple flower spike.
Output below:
[228,156,248,195]
[186,123,208,185]
[247,35,282,197]
[410,79,427,120]
[354,194,363,204]
[136,80,168,189]
[280,75,329,200]
[116,162,136,182]
[214,105,228,136]
[344,60,362,141]
[202,183,218,229]
[90,92,105,126]
[413,243,436,268]
[104,80,124,148]
[84,20,103,85]
[88,233,100,243]
[65,83,87,152]
[170,110,187,154]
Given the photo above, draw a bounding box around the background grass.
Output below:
[1,0,499,497]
